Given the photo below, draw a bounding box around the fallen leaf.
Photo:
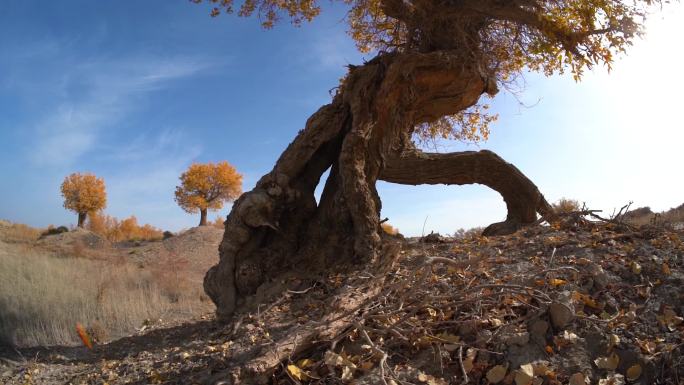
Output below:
[595,353,620,371]
[490,318,504,327]
[514,364,534,385]
[324,350,356,370]
[75,323,93,349]
[568,372,587,385]
[608,334,620,349]
[572,291,601,309]
[626,364,642,381]
[463,348,477,373]
[630,261,642,275]
[531,361,551,376]
[636,339,657,355]
[598,373,625,385]
[486,364,508,383]
[341,365,354,380]
[417,371,448,384]
[435,332,461,344]
[287,364,305,380]
[297,358,314,369]
[662,263,671,275]
[657,307,684,331]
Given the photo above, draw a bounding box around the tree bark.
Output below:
[204,51,550,320]
[199,209,208,227]
[77,212,86,228]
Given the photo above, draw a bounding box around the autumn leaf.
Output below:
[462,348,477,373]
[75,323,93,349]
[568,372,587,385]
[594,353,620,370]
[514,363,534,385]
[657,307,684,331]
[286,364,306,381]
[626,364,642,381]
[486,364,508,383]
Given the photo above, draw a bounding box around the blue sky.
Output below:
[1,1,682,235]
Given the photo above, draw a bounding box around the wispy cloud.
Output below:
[310,32,362,72]
[24,53,214,166]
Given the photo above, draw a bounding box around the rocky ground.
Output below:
[1,216,682,385]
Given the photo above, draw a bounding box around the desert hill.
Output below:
[0,222,223,351]
[1,215,683,384]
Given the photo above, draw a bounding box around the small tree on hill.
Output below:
[174,161,243,226]
[60,173,107,228]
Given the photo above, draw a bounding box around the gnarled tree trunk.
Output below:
[204,51,552,319]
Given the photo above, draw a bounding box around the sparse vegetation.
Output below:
[210,216,225,229]
[624,204,684,228]
[453,226,485,240]
[0,221,43,243]
[552,197,582,214]
[86,212,163,242]
[0,223,214,347]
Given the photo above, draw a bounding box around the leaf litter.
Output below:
[1,212,683,384]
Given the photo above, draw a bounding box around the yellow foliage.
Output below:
[174,161,243,214]
[196,0,662,142]
[211,216,225,229]
[60,173,107,215]
[381,222,399,235]
[87,212,163,242]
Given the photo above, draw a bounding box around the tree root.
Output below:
[380,149,554,235]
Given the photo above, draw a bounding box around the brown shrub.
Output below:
[87,212,163,242]
[0,243,212,347]
[624,203,684,227]
[0,221,42,243]
[210,216,225,229]
[453,227,485,240]
[552,198,582,214]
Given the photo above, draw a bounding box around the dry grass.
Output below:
[0,221,43,244]
[623,203,684,228]
[0,242,212,347]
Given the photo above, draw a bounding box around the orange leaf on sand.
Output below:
[76,323,93,349]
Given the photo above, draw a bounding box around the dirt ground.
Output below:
[1,218,682,385]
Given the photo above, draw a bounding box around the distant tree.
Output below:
[174,161,243,226]
[60,173,107,228]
